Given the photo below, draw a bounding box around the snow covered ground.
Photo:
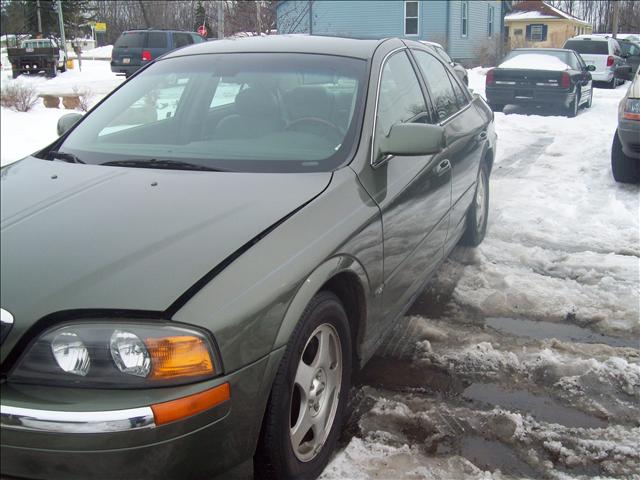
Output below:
[1,59,123,166]
[1,61,638,479]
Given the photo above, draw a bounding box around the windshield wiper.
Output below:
[100,159,224,172]
[48,151,85,164]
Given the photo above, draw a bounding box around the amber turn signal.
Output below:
[145,335,214,379]
[152,383,231,426]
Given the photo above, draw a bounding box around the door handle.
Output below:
[479,131,488,141]
[435,159,451,175]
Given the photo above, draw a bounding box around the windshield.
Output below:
[56,53,366,173]
[505,50,579,69]
[21,39,55,48]
[564,40,608,55]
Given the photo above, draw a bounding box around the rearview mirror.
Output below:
[586,64,596,72]
[57,113,83,136]
[378,123,445,158]
[614,65,634,81]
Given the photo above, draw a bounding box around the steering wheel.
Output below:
[284,117,344,143]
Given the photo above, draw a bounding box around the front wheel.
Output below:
[460,162,490,246]
[612,130,639,183]
[255,292,352,480]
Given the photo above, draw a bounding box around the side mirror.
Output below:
[586,64,596,72]
[378,123,445,158]
[57,113,82,136]
[614,65,634,81]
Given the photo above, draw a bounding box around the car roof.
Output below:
[163,35,388,60]
[512,48,574,53]
[567,35,613,42]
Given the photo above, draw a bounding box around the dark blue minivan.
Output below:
[111,30,205,77]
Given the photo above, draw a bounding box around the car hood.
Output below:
[0,157,330,337]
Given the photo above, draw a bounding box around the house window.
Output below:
[488,5,494,36]
[405,1,419,36]
[514,28,523,35]
[527,24,547,42]
[461,1,469,37]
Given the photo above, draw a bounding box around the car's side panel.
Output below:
[172,167,383,374]
[444,98,491,233]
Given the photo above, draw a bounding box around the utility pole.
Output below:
[56,0,67,61]
[36,0,43,33]
[612,0,620,39]
[256,1,262,35]
[217,1,224,39]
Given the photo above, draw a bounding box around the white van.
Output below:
[563,35,624,87]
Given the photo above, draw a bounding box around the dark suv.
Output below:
[111,29,205,77]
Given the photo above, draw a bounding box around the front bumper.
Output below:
[486,86,574,108]
[1,349,282,479]
[618,118,640,159]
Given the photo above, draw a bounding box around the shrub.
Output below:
[0,82,38,112]
[72,85,94,112]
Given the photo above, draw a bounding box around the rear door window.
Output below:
[147,32,168,49]
[564,40,609,55]
[172,33,194,49]
[115,32,146,49]
[412,50,459,122]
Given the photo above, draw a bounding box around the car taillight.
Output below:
[141,50,152,61]
[561,72,570,88]
[486,69,495,86]
[607,55,614,67]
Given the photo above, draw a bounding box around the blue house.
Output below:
[277,0,513,65]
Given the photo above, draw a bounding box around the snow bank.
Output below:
[499,54,571,71]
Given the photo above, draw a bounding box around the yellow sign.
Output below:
[95,22,106,32]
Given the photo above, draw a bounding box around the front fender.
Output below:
[273,254,371,354]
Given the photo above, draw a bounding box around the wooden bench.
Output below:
[39,93,80,110]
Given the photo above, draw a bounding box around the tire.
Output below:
[460,161,490,246]
[584,86,593,109]
[47,64,57,78]
[60,62,66,73]
[611,130,639,183]
[489,103,504,113]
[607,77,616,89]
[255,291,352,480]
[566,88,579,117]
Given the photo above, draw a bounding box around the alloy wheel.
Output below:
[289,323,342,462]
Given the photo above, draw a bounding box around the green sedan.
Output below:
[0,35,496,479]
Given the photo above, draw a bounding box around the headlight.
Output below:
[623,99,640,120]
[10,321,221,388]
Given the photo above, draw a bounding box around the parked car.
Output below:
[611,65,640,183]
[563,35,624,88]
[110,29,205,77]
[420,40,468,85]
[7,37,66,78]
[486,48,595,117]
[619,38,640,74]
[0,35,496,479]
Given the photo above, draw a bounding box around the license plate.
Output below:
[26,48,34,53]
[123,58,130,64]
